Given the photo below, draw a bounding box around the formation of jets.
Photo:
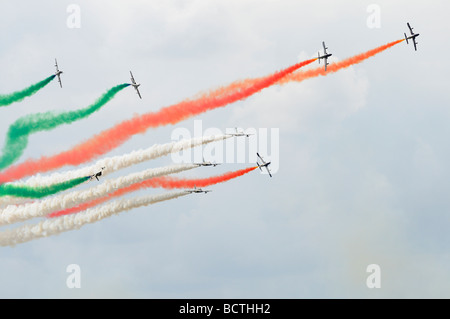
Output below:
[315,22,419,71]
[404,22,419,51]
[88,166,213,193]
[53,23,419,92]
[64,22,419,189]
[52,61,143,99]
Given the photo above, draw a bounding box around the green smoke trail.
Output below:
[0,176,89,198]
[0,83,130,170]
[0,75,56,107]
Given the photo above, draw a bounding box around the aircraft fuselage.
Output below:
[406,34,419,40]
[319,53,332,60]
[259,162,271,168]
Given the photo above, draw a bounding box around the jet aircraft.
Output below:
[318,42,332,71]
[257,152,272,178]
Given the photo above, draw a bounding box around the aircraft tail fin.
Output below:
[404,33,409,44]
[318,52,320,63]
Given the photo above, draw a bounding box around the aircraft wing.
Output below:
[407,22,414,35]
[57,75,62,88]
[257,152,265,164]
[135,87,142,99]
[413,39,418,51]
[265,166,272,178]
[130,71,136,84]
[324,59,328,71]
[322,42,328,54]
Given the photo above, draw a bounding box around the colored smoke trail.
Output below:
[279,39,405,85]
[0,75,56,107]
[0,191,188,247]
[19,134,230,187]
[0,83,130,170]
[0,176,88,199]
[141,166,258,189]
[0,135,230,208]
[0,59,316,183]
[0,164,196,225]
[49,166,257,218]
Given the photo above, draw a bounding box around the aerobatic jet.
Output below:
[185,186,212,194]
[195,157,220,167]
[229,128,253,137]
[257,152,272,178]
[129,71,142,99]
[317,41,332,71]
[404,22,419,51]
[54,59,63,88]
[89,167,105,181]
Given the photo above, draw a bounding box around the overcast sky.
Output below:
[0,0,449,298]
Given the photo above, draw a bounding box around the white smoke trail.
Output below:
[0,134,230,206]
[0,163,196,226]
[0,191,189,247]
[24,134,229,185]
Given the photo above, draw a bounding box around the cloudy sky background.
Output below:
[0,0,449,298]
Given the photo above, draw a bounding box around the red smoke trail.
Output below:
[48,166,257,218]
[0,59,316,183]
[279,39,405,85]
